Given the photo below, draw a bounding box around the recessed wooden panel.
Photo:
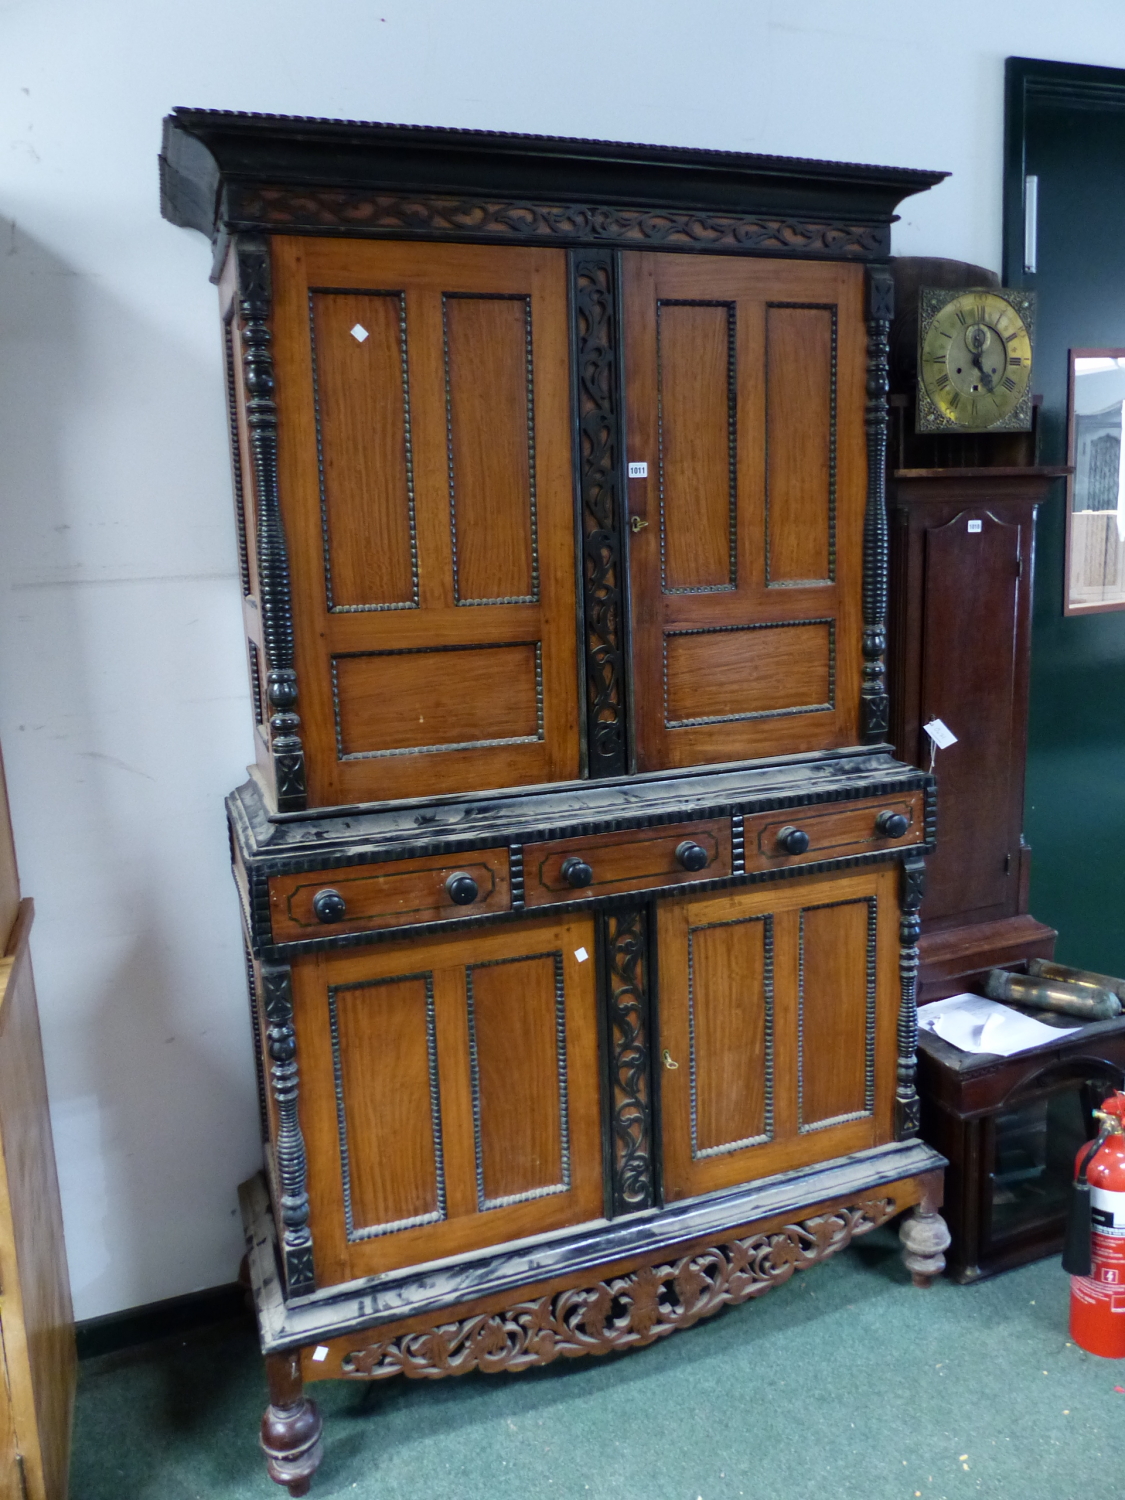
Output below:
[624,253,865,771]
[766,304,835,585]
[799,898,875,1131]
[331,974,444,1238]
[269,849,510,943]
[310,290,417,611]
[664,621,833,727]
[469,954,566,1208]
[332,642,541,759]
[523,819,731,907]
[658,301,736,593]
[294,914,603,1285]
[690,916,771,1155]
[658,868,898,1203]
[741,792,924,874]
[271,236,579,805]
[445,295,537,605]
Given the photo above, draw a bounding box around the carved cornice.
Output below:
[337,1195,898,1378]
[227,187,891,259]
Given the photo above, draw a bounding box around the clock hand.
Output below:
[970,346,995,392]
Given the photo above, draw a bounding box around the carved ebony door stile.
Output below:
[862,265,894,744]
[570,251,632,779]
[596,905,657,1215]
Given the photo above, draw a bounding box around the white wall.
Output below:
[3,0,1125,1320]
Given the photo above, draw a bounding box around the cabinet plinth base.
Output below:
[242,1147,947,1491]
[917,914,1058,1003]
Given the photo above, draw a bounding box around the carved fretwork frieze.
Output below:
[236,236,307,812]
[601,909,655,1213]
[896,853,925,1139]
[570,252,629,777]
[338,1195,898,1379]
[229,187,890,260]
[261,963,316,1295]
[862,265,894,744]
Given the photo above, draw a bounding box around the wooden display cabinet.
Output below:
[162,111,952,1493]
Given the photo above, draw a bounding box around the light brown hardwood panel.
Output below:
[742,791,924,874]
[659,868,898,1202]
[270,236,579,806]
[469,954,565,1207]
[0,1323,19,1500]
[799,898,873,1129]
[690,915,770,1154]
[333,975,443,1235]
[269,849,510,943]
[663,620,833,727]
[332,641,541,760]
[445,296,537,604]
[658,301,735,593]
[310,290,416,611]
[767,304,834,585]
[0,903,75,1500]
[0,752,18,955]
[523,819,731,907]
[293,914,602,1286]
[623,252,866,771]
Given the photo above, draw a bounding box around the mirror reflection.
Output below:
[1067,350,1125,613]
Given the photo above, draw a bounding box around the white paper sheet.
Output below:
[917,991,1080,1057]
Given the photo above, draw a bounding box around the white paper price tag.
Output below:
[967,519,982,533]
[574,947,589,963]
[923,718,958,750]
[627,462,648,479]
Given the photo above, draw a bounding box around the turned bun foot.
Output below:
[899,1199,951,1286]
[262,1352,323,1494]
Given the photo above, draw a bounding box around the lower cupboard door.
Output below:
[658,866,900,1202]
[292,914,603,1286]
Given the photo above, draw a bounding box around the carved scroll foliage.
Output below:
[262,963,316,1295]
[236,236,307,811]
[232,188,890,260]
[896,853,925,1139]
[340,1196,897,1379]
[862,266,894,743]
[571,253,628,776]
[604,910,654,1213]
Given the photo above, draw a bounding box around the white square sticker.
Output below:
[923,718,958,750]
[628,461,648,479]
[967,519,983,533]
[350,324,369,343]
[311,1345,329,1363]
[574,947,589,963]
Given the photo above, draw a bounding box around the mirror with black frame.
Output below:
[1066,349,1125,614]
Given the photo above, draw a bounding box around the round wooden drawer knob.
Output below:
[561,857,594,888]
[876,811,910,838]
[445,873,480,905]
[312,888,347,923]
[675,840,709,871]
[776,826,810,855]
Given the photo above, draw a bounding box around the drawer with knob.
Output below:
[521,820,731,908]
[268,849,510,943]
[740,792,924,875]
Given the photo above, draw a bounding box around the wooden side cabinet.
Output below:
[0,750,75,1500]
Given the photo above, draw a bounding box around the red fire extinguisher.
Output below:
[1065,1092,1125,1357]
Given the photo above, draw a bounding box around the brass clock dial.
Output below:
[917,286,1035,433]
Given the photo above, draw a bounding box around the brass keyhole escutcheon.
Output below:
[630,516,649,533]
[662,1049,679,1070]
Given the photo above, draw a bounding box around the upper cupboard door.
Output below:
[271,238,580,806]
[623,254,867,772]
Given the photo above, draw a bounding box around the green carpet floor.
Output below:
[71,1229,1125,1500]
